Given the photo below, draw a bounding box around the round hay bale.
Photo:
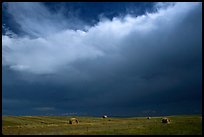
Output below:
[162,118,170,123]
[102,115,108,118]
[69,118,79,125]
[147,117,151,119]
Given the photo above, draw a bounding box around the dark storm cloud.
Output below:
[2,2,202,116]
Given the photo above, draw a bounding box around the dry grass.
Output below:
[2,115,202,135]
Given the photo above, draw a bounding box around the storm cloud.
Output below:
[2,2,202,116]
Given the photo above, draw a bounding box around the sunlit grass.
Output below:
[2,115,202,135]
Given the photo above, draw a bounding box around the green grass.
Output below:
[2,115,202,135]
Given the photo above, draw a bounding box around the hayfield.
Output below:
[2,115,202,135]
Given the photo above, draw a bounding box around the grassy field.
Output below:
[2,115,202,135]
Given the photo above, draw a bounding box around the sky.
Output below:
[2,2,202,116]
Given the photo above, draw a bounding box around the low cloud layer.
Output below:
[2,2,202,116]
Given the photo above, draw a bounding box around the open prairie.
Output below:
[2,115,202,135]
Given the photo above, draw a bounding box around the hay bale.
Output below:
[69,118,79,124]
[102,115,108,118]
[147,117,151,119]
[162,117,170,123]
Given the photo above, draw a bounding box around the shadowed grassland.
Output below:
[2,115,202,135]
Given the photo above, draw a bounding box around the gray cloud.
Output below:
[2,2,202,116]
[4,2,82,37]
[2,2,201,75]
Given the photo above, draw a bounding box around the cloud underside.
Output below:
[2,2,202,115]
[2,2,201,75]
